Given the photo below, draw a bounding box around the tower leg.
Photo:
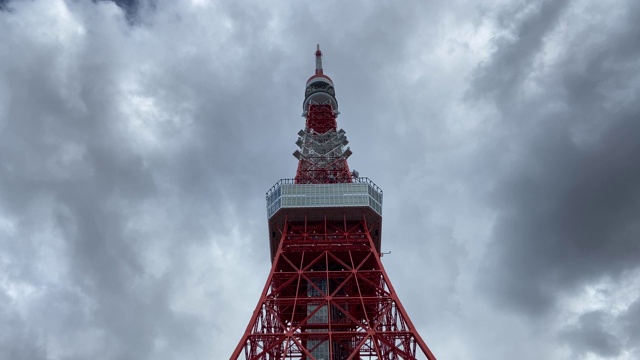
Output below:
[230,215,437,360]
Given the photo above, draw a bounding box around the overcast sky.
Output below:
[1,0,639,359]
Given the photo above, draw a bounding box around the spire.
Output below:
[315,44,323,74]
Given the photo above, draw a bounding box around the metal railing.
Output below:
[266,177,383,218]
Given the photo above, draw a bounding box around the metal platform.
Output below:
[266,177,382,218]
[266,177,383,261]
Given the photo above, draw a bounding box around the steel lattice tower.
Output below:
[230,46,437,360]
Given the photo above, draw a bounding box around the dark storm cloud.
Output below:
[0,5,180,359]
[471,0,640,321]
[561,310,621,358]
[460,5,640,358]
[0,1,460,358]
[0,1,285,358]
[2,0,640,359]
[621,297,640,346]
[470,0,569,107]
[0,0,11,12]
[560,295,640,358]
[484,117,640,314]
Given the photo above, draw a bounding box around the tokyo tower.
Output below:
[230,46,437,360]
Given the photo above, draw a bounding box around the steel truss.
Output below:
[230,215,436,360]
[295,104,352,184]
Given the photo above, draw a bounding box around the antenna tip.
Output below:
[314,44,323,74]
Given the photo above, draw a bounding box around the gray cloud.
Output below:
[0,1,266,358]
[621,297,640,348]
[472,0,640,315]
[562,311,622,358]
[1,1,639,359]
[459,4,640,359]
[483,116,640,314]
[470,0,570,107]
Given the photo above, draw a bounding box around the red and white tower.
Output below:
[231,46,437,360]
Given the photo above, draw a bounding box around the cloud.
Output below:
[1,0,639,359]
[562,310,622,358]
[459,3,640,359]
[0,1,268,358]
[470,0,640,314]
[469,0,570,107]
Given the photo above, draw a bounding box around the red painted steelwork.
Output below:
[230,46,437,360]
[306,104,337,134]
[230,215,436,360]
[294,103,351,184]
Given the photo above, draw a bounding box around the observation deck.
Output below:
[266,177,383,260]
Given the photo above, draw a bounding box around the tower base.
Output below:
[231,215,436,360]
